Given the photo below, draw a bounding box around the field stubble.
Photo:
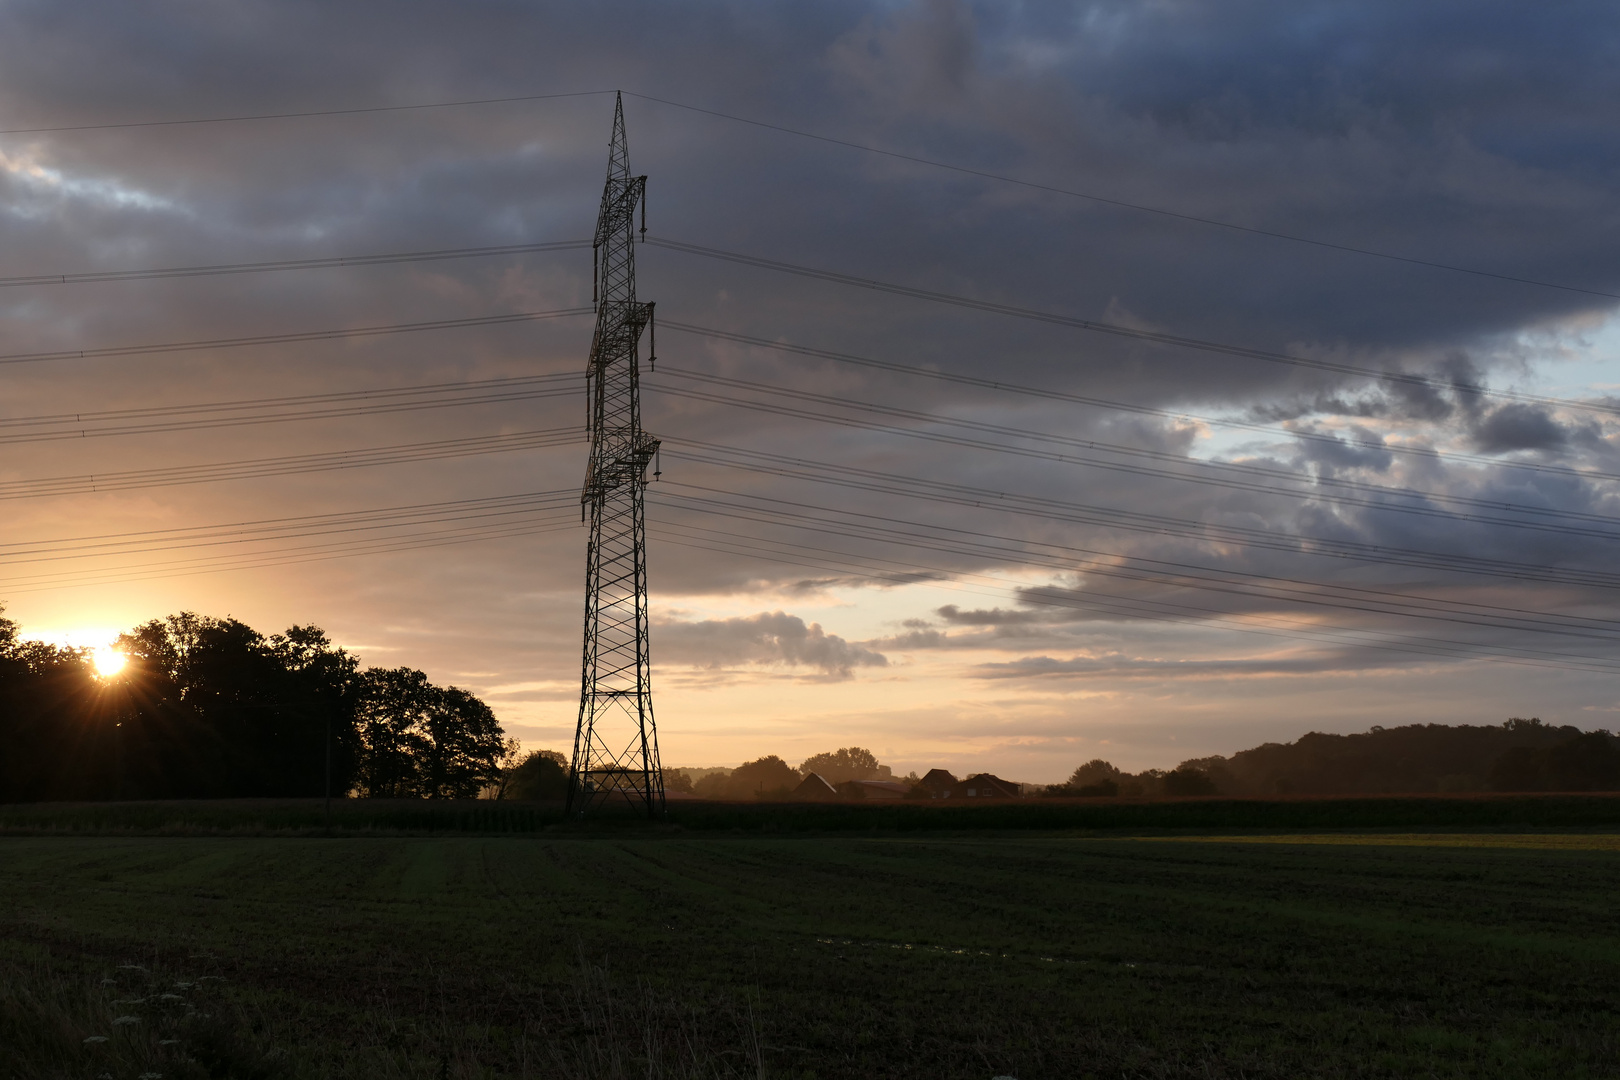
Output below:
[0,818,1617,1078]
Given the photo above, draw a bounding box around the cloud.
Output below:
[656,611,888,678]
[937,604,1058,627]
[1470,404,1573,453]
[973,649,1423,681]
[863,627,948,649]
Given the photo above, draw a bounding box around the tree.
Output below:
[355,668,437,797]
[422,686,507,798]
[0,606,101,802]
[0,609,507,803]
[1067,759,1121,788]
[1164,767,1219,796]
[691,769,733,800]
[798,747,892,785]
[354,668,506,798]
[268,624,363,797]
[1040,759,1122,797]
[502,750,569,800]
[104,613,367,799]
[1489,731,1620,792]
[724,756,800,799]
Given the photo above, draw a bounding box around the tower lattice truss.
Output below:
[568,94,663,816]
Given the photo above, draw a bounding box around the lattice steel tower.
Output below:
[567,93,664,817]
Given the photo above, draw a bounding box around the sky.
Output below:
[3,0,1620,781]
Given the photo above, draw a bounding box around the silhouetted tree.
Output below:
[1489,731,1620,792]
[798,747,892,785]
[501,750,569,801]
[112,613,362,799]
[1182,720,1591,796]
[0,607,506,803]
[1163,766,1219,796]
[353,668,505,798]
[0,607,105,801]
[709,755,799,799]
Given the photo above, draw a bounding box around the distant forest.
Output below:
[1051,720,1620,798]
[499,746,910,801]
[0,608,509,803]
[583,724,1620,803]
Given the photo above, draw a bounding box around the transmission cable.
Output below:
[0,513,583,595]
[645,508,1620,675]
[653,367,1620,535]
[645,516,1619,674]
[8,85,1605,303]
[0,306,592,367]
[0,372,581,445]
[0,427,582,501]
[622,92,1620,305]
[648,238,1620,418]
[650,526,1620,675]
[651,480,1620,642]
[0,239,588,289]
[662,322,1620,487]
[666,441,1620,591]
[0,90,615,135]
[0,489,579,564]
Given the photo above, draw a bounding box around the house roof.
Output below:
[961,773,1021,797]
[835,777,909,800]
[919,768,958,787]
[792,772,840,800]
[845,779,908,795]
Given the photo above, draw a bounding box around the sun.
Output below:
[92,646,127,679]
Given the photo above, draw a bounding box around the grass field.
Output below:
[5,792,1620,836]
[3,820,1619,1078]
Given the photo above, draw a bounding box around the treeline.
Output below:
[673,746,909,800]
[1047,719,1620,798]
[0,609,508,803]
[497,746,910,802]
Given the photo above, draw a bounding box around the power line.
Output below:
[648,239,1620,418]
[645,519,1618,674]
[0,373,580,445]
[0,514,582,595]
[668,443,1620,591]
[651,482,1620,642]
[0,427,581,501]
[663,322,1620,487]
[0,90,615,135]
[10,84,1604,303]
[651,487,1620,667]
[623,92,1620,305]
[0,489,578,566]
[0,371,576,427]
[653,525,1620,676]
[0,239,588,289]
[646,504,1620,675]
[0,306,592,367]
[653,366,1620,535]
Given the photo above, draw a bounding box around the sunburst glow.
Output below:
[92,646,126,679]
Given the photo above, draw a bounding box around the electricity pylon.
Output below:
[567,93,664,817]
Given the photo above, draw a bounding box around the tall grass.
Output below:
[0,952,276,1079]
[534,956,767,1080]
[0,947,771,1079]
